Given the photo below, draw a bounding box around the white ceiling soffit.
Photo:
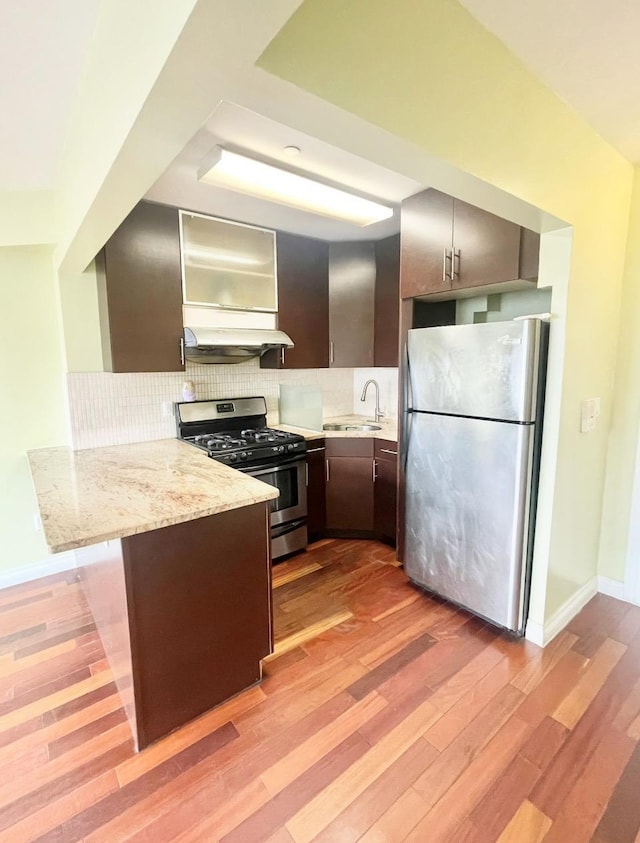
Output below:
[146,101,424,241]
[459,0,640,163]
[0,0,100,190]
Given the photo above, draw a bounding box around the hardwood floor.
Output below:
[0,538,639,841]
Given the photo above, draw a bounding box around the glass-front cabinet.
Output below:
[179,210,277,312]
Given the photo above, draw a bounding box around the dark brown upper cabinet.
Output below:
[400,188,539,299]
[329,242,376,368]
[261,232,329,370]
[97,201,185,373]
[262,231,401,371]
[329,237,400,369]
[400,189,454,298]
[374,234,400,367]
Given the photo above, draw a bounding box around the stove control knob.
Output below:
[228,453,238,463]
[287,443,296,452]
[239,451,248,461]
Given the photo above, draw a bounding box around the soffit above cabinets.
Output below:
[459,0,640,163]
[145,101,425,241]
[0,0,101,190]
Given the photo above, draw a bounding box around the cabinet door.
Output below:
[180,211,277,311]
[374,234,400,367]
[100,202,184,373]
[400,189,453,298]
[262,233,329,369]
[329,242,375,368]
[306,445,327,542]
[452,199,522,291]
[326,457,374,532]
[374,444,398,545]
[519,227,540,281]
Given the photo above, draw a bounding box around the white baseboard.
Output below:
[523,619,545,647]
[598,576,629,602]
[525,576,598,647]
[0,551,77,592]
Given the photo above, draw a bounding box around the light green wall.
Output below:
[455,288,552,325]
[0,248,68,571]
[1,2,306,576]
[55,0,198,272]
[59,262,104,373]
[260,0,633,623]
[599,167,640,582]
[0,192,57,248]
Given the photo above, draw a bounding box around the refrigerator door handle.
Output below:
[402,341,415,470]
[404,341,415,412]
[403,410,414,471]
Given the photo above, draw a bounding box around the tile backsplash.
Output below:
[67,361,357,450]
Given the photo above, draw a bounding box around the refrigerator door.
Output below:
[404,412,534,631]
[407,319,542,422]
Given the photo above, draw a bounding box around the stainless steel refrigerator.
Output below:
[403,318,549,634]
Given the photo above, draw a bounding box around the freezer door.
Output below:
[407,319,543,422]
[404,412,534,631]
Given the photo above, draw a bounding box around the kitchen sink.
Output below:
[322,423,382,431]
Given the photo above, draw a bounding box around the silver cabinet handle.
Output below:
[306,446,326,453]
[443,248,452,283]
[379,448,398,455]
[305,463,309,486]
[326,459,330,482]
[373,459,377,482]
[452,248,460,280]
[329,341,335,365]
[281,347,285,366]
[179,336,185,366]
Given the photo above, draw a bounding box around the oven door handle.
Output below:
[248,456,306,476]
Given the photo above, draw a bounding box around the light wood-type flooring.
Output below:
[0,538,638,841]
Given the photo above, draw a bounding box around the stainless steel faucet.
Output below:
[360,379,384,422]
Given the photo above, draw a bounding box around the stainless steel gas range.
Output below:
[175,397,307,560]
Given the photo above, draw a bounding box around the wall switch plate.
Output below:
[162,401,173,418]
[580,397,601,433]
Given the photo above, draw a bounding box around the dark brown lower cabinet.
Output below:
[325,439,374,535]
[79,503,271,750]
[326,457,375,534]
[311,438,398,544]
[374,441,398,546]
[306,443,327,542]
[324,438,377,537]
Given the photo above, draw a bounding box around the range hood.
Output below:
[183,326,294,364]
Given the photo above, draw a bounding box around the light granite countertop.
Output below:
[28,439,279,554]
[276,414,398,443]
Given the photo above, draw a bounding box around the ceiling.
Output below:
[146,102,424,241]
[459,0,640,163]
[3,0,639,224]
[0,0,100,190]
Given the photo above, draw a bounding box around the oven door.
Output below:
[249,457,307,526]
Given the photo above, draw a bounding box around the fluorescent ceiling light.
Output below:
[198,148,394,227]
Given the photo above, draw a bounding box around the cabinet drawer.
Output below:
[375,440,398,459]
[325,438,374,457]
